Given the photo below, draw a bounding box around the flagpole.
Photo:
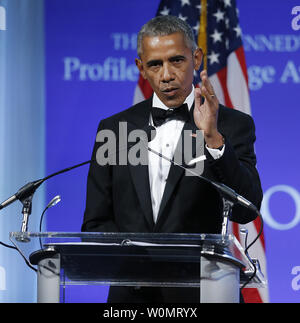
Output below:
[198,0,207,71]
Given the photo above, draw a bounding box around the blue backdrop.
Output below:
[0,0,300,303]
[0,0,45,302]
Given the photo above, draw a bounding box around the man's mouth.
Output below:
[161,88,179,96]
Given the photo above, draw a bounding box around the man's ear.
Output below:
[135,58,147,79]
[193,48,203,71]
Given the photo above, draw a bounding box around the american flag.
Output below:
[133,0,268,303]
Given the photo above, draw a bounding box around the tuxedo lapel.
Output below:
[126,99,155,229]
[125,100,203,230]
[155,105,201,226]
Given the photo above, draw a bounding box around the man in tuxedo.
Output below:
[82,15,263,302]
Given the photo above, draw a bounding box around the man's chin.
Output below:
[160,95,185,108]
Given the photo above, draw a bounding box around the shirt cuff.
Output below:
[206,144,225,160]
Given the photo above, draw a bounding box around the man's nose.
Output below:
[161,63,174,83]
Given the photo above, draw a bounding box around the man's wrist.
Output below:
[205,131,224,149]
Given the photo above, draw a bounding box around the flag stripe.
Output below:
[242,288,263,303]
[226,51,251,113]
[216,67,234,108]
[235,46,249,85]
[133,80,147,104]
[253,217,265,249]
[209,73,225,105]
[138,75,153,99]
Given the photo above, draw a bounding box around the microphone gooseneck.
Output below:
[143,131,263,289]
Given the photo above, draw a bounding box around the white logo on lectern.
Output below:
[0,5,6,31]
[0,265,6,291]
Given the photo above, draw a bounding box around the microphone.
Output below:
[0,122,155,235]
[0,159,92,212]
[0,122,260,234]
[0,122,258,218]
[143,124,263,288]
[0,179,44,211]
[39,195,61,233]
[38,195,61,247]
[0,159,95,236]
[46,195,61,209]
[143,124,258,214]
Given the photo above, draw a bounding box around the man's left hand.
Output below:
[193,70,224,149]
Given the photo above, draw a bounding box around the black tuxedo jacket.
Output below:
[82,97,263,234]
[81,97,262,303]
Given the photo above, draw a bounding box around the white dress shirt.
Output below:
[148,87,225,222]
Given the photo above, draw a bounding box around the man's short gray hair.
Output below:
[137,15,198,58]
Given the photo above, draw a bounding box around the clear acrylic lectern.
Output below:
[9,232,266,303]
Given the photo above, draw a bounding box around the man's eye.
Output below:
[173,58,183,63]
[147,61,161,68]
